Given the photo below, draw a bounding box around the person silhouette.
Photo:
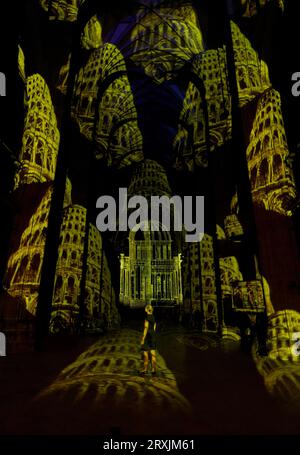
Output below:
[140,304,157,374]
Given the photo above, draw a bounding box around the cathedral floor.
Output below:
[0,325,298,436]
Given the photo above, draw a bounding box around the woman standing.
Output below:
[140,304,157,374]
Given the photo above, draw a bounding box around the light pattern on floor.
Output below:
[253,310,300,411]
[36,329,191,417]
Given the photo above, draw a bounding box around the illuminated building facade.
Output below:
[120,229,183,308]
[119,160,183,307]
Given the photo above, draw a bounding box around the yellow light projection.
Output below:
[246,89,297,215]
[57,54,70,95]
[71,44,143,167]
[5,186,53,315]
[182,234,219,332]
[52,204,89,332]
[15,74,60,188]
[193,49,232,148]
[119,161,183,307]
[174,21,272,170]
[81,15,103,50]
[241,0,285,18]
[181,219,271,332]
[231,22,271,107]
[216,225,227,241]
[221,210,274,315]
[220,256,243,300]
[1,53,120,332]
[224,214,244,239]
[51,192,119,333]
[253,310,300,409]
[261,276,274,315]
[233,280,266,312]
[130,4,204,83]
[4,73,60,317]
[35,329,191,427]
[18,45,26,83]
[39,0,86,22]
[174,48,231,169]
[128,158,172,198]
[120,230,183,308]
[5,169,118,332]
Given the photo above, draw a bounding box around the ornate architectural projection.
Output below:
[119,160,182,308]
[174,21,270,170]
[57,55,70,95]
[218,220,273,316]
[128,159,172,198]
[39,0,86,22]
[232,280,265,312]
[181,234,219,332]
[181,220,273,332]
[224,214,244,239]
[71,44,143,168]
[174,48,231,169]
[36,329,191,431]
[52,203,87,331]
[193,50,232,150]
[81,15,103,50]
[254,310,300,409]
[51,202,118,333]
[15,74,60,188]
[3,65,118,333]
[219,256,243,300]
[64,15,271,177]
[231,22,271,107]
[2,0,300,417]
[18,45,26,83]
[5,186,53,315]
[120,229,183,308]
[5,178,118,332]
[241,0,285,18]
[3,73,60,324]
[130,4,204,83]
[246,89,297,215]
